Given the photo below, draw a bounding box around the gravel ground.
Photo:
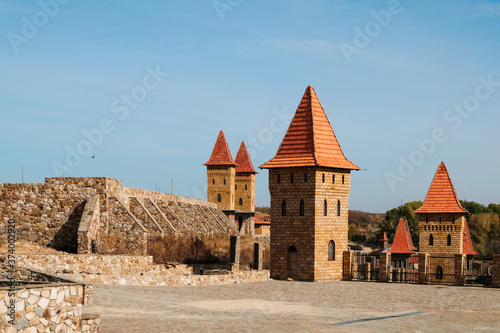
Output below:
[86,280,500,333]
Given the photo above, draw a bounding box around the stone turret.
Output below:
[260,85,359,281]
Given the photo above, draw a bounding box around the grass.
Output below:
[148,233,270,270]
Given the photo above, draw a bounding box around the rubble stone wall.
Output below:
[0,283,99,332]
[0,177,236,254]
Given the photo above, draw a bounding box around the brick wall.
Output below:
[207,165,236,210]
[268,167,351,281]
[234,173,255,212]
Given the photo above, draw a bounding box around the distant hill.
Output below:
[348,210,385,247]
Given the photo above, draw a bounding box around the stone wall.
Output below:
[13,254,269,287]
[0,283,99,332]
[0,177,237,254]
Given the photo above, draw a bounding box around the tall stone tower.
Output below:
[234,141,257,212]
[260,85,359,281]
[233,141,258,235]
[415,162,477,278]
[205,130,237,211]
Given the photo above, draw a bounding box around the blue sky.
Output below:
[1,0,499,213]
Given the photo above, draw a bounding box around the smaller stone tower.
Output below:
[234,141,257,212]
[415,162,477,279]
[233,141,258,235]
[205,130,237,211]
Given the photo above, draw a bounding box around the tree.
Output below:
[460,200,488,217]
[380,201,422,248]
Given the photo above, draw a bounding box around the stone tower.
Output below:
[234,141,257,212]
[205,130,237,211]
[260,85,359,281]
[233,141,258,235]
[415,162,477,278]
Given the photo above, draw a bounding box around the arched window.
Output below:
[337,200,341,216]
[328,240,335,261]
[235,185,237,190]
[212,179,215,185]
[300,199,305,216]
[436,265,444,280]
[323,200,328,216]
[217,194,221,202]
[342,175,345,184]
[239,198,243,206]
[429,234,434,246]
[447,234,451,246]
[245,184,247,190]
[304,173,307,183]
[282,199,286,216]
[224,178,226,185]
[277,174,280,183]
[322,174,325,183]
[332,174,335,183]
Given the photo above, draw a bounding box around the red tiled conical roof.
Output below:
[235,141,258,174]
[379,232,389,242]
[389,217,416,254]
[259,86,359,170]
[462,220,478,255]
[204,130,237,166]
[415,162,468,214]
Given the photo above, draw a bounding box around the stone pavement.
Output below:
[86,280,500,333]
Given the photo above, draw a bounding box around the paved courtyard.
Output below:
[86,280,500,333]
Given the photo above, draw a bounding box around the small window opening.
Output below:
[300,199,305,216]
[342,175,345,184]
[447,234,451,246]
[224,178,226,185]
[282,199,286,216]
[245,184,247,190]
[239,198,243,206]
[322,174,325,183]
[277,174,280,183]
[337,200,341,216]
[429,234,434,246]
[291,174,294,183]
[304,173,307,182]
[217,194,221,202]
[212,179,215,185]
[323,200,327,216]
[328,240,335,261]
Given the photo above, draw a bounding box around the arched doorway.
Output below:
[436,265,444,280]
[238,216,243,232]
[287,245,298,280]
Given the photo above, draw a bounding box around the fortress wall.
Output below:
[0,177,231,253]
